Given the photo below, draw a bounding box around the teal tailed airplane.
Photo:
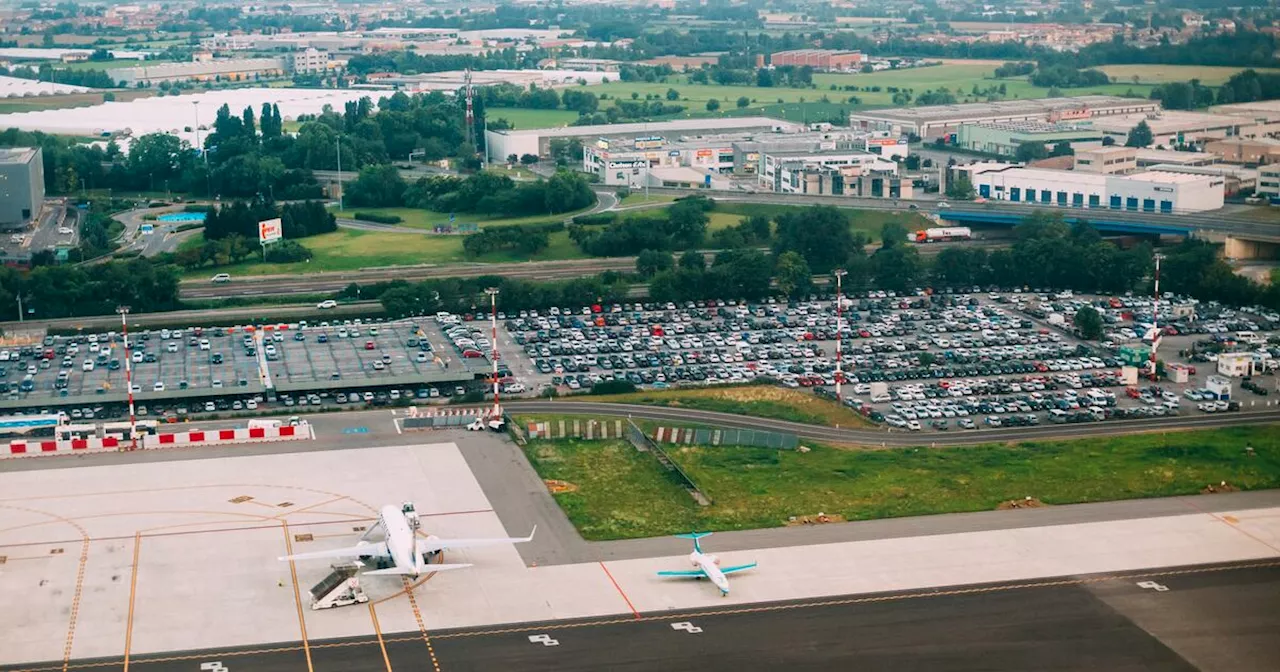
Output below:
[656,532,756,596]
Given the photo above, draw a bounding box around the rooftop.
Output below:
[490,117,799,139]
[967,120,1099,135]
[851,96,1154,124]
[1078,145,1137,155]
[1088,109,1256,135]
[1134,170,1221,184]
[0,147,38,164]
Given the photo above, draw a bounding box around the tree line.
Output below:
[569,197,712,257]
[345,168,596,219]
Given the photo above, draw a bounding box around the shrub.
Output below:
[264,240,314,263]
[353,212,404,224]
[590,380,637,395]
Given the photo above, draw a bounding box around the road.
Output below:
[12,560,1277,672]
[502,400,1280,446]
[0,301,383,332]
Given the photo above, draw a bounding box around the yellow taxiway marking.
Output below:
[281,522,315,672]
[368,602,394,672]
[122,533,141,672]
[402,576,443,672]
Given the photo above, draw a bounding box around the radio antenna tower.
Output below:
[464,68,476,148]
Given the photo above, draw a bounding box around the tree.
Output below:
[774,251,811,299]
[1014,142,1049,163]
[344,165,407,207]
[736,96,750,108]
[635,249,673,278]
[1073,305,1104,340]
[666,88,680,101]
[773,206,861,274]
[946,173,976,201]
[880,221,908,249]
[1101,136,1116,146]
[678,249,705,272]
[1125,120,1154,148]
[705,98,720,112]
[1050,141,1074,157]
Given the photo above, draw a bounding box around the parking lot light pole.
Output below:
[118,306,137,451]
[1150,253,1164,383]
[833,269,847,403]
[485,287,501,419]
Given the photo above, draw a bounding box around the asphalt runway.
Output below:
[14,560,1277,672]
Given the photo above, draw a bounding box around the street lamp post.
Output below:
[118,306,138,451]
[833,269,847,403]
[485,287,501,419]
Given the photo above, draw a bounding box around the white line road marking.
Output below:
[1136,581,1169,592]
[528,634,560,646]
[670,622,703,633]
[393,418,403,435]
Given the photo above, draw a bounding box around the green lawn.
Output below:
[336,207,573,231]
[522,425,1280,540]
[598,385,872,428]
[487,107,580,130]
[617,193,678,207]
[178,226,587,277]
[714,202,930,242]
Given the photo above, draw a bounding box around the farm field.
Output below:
[1096,64,1280,85]
[519,424,1280,540]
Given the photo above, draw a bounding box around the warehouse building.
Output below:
[849,96,1159,139]
[1141,163,1257,196]
[956,121,1103,156]
[490,116,802,162]
[1256,163,1280,200]
[0,147,44,230]
[284,48,331,74]
[770,49,864,71]
[108,58,288,86]
[1203,136,1280,166]
[953,161,1224,213]
[1088,109,1266,147]
[760,150,906,198]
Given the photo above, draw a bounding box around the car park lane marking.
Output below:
[280,522,315,672]
[599,561,641,619]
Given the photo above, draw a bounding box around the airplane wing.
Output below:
[417,526,536,554]
[278,542,387,562]
[364,564,472,576]
[656,569,706,578]
[720,562,758,575]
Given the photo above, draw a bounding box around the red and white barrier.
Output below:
[3,423,312,459]
[143,423,312,449]
[7,436,122,458]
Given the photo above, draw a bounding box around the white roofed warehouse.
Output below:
[953,162,1224,214]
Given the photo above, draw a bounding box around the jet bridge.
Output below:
[309,563,368,610]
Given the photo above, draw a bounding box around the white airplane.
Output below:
[279,502,535,577]
[656,532,756,596]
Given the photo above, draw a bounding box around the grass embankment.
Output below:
[335,207,575,231]
[596,385,872,428]
[617,193,678,208]
[523,425,1280,540]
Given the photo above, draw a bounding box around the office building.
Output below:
[285,48,330,74]
[489,117,802,161]
[849,96,1159,139]
[1257,163,1280,200]
[760,150,906,198]
[1074,146,1137,175]
[954,162,1224,213]
[0,147,44,230]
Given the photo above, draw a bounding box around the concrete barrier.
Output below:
[6,435,122,458]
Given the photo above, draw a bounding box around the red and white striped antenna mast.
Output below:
[118,305,138,451]
[485,287,501,419]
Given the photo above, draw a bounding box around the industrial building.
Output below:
[1073,146,1137,175]
[1203,136,1280,166]
[953,161,1224,213]
[284,48,331,75]
[1132,148,1220,168]
[108,58,287,86]
[770,49,864,71]
[761,150,908,199]
[488,116,802,162]
[1257,163,1280,200]
[955,121,1103,156]
[0,147,44,230]
[849,96,1160,139]
[1139,163,1256,196]
[1087,109,1269,147]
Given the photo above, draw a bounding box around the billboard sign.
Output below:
[258,218,283,244]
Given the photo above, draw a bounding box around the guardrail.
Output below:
[625,418,711,506]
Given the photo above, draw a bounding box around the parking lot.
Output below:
[493,289,1280,431]
[0,317,492,421]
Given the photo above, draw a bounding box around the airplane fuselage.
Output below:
[380,505,420,575]
[692,551,730,594]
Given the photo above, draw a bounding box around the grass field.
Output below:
[335,207,575,231]
[1096,65,1280,86]
[487,107,580,130]
[617,193,678,207]
[597,385,872,428]
[520,424,1280,540]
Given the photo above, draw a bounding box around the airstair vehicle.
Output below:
[309,563,368,610]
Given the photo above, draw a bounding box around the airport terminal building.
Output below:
[0,147,44,229]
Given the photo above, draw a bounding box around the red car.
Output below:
[364,341,375,350]
[462,349,484,358]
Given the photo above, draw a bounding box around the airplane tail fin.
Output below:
[675,531,712,553]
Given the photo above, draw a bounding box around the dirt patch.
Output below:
[997,497,1047,510]
[544,479,579,494]
[786,512,846,526]
[1201,482,1239,494]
